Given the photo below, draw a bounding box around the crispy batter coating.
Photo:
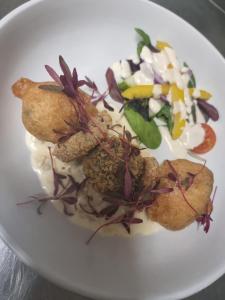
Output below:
[141,157,159,189]
[12,78,97,143]
[147,159,214,230]
[83,137,144,193]
[53,111,112,162]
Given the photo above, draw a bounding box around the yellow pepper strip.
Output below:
[189,88,212,100]
[171,84,184,102]
[167,63,173,69]
[122,85,153,100]
[122,84,171,100]
[156,41,171,50]
[172,112,186,140]
[161,84,170,95]
[121,84,212,102]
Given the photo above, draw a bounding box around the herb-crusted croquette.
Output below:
[53,111,112,162]
[83,137,144,193]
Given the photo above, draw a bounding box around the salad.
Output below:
[106,28,219,156]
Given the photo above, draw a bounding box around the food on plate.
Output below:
[148,159,213,230]
[106,28,219,158]
[53,110,112,161]
[141,157,159,189]
[12,77,97,143]
[192,123,216,154]
[83,136,144,193]
[13,34,217,242]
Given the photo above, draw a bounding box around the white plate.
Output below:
[0,0,225,299]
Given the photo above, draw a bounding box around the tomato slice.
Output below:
[192,123,216,154]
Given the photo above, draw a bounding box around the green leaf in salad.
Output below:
[184,62,196,88]
[124,105,162,149]
[135,28,151,56]
[118,81,130,92]
[137,41,145,57]
[128,99,149,121]
[156,104,173,133]
[191,104,197,123]
[135,28,151,46]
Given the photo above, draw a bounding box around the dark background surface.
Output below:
[0,0,224,299]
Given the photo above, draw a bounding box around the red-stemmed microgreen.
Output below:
[86,211,143,244]
[196,186,217,233]
[17,148,84,215]
[105,68,124,103]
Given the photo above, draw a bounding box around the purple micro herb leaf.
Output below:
[124,163,132,200]
[197,99,219,121]
[72,68,78,87]
[103,100,114,111]
[62,196,77,205]
[128,217,143,224]
[45,65,62,86]
[84,76,98,90]
[99,204,119,219]
[196,214,213,233]
[105,68,124,103]
[127,59,141,73]
[196,186,217,233]
[168,172,177,182]
[153,70,164,84]
[122,222,131,234]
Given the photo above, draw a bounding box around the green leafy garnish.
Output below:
[124,105,162,149]
[191,104,197,123]
[135,28,151,45]
[118,81,130,92]
[137,41,145,56]
[184,62,196,88]
[135,28,151,57]
[127,99,149,121]
[156,104,173,133]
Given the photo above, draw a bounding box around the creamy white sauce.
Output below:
[149,98,163,116]
[132,70,154,85]
[179,124,205,149]
[26,103,162,237]
[159,127,188,159]
[111,60,131,83]
[173,101,187,119]
[140,45,153,63]
[152,85,162,98]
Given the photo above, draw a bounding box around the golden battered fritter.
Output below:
[141,157,159,189]
[148,159,214,230]
[12,78,97,143]
[53,111,112,162]
[83,137,144,193]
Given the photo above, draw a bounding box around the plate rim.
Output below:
[0,0,225,299]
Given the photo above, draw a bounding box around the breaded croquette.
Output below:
[12,78,97,143]
[83,136,144,193]
[53,111,112,162]
[148,159,214,230]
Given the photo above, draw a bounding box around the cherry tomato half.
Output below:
[192,123,216,154]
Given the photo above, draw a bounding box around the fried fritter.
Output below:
[53,111,112,162]
[147,159,214,230]
[141,157,159,189]
[12,78,97,143]
[83,137,144,193]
